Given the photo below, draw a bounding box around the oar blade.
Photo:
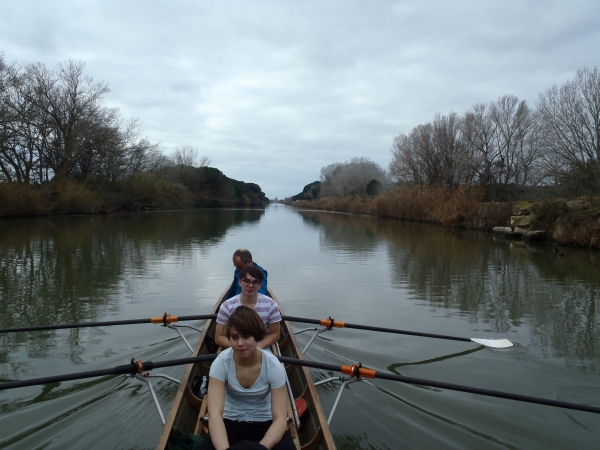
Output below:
[470,338,513,348]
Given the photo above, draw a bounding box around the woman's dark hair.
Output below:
[225,305,267,341]
[240,265,264,283]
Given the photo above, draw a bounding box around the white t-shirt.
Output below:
[209,347,286,421]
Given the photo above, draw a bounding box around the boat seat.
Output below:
[295,398,308,418]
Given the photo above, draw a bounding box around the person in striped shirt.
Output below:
[215,265,281,350]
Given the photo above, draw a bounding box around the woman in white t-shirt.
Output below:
[198,305,295,450]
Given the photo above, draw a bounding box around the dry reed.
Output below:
[296,186,487,228]
[293,186,600,248]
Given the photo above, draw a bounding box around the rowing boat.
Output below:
[157,288,336,450]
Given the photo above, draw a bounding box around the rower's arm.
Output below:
[206,377,229,450]
[214,323,231,349]
[260,385,288,449]
[257,321,280,350]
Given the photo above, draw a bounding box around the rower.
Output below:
[197,306,295,450]
[215,266,281,351]
[225,249,269,299]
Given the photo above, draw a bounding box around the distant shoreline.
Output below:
[289,187,600,250]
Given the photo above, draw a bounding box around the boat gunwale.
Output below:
[156,287,228,449]
[269,290,336,450]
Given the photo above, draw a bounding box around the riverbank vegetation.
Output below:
[289,66,600,248]
[0,55,268,218]
[292,186,600,248]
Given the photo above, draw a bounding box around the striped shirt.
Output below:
[216,294,282,332]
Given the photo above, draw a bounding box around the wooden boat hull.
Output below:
[157,289,336,450]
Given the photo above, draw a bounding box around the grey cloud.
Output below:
[1,0,599,198]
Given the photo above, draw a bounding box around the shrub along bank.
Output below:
[0,169,269,218]
[291,185,600,249]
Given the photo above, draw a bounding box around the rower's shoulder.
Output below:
[253,261,268,273]
[257,293,275,303]
[220,296,241,310]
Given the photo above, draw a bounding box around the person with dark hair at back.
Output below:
[225,249,268,299]
[215,266,280,350]
[197,306,295,450]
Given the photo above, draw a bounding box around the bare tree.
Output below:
[70,116,162,187]
[173,145,198,167]
[1,59,52,183]
[489,95,536,185]
[389,132,423,185]
[0,56,19,182]
[319,162,343,196]
[538,67,600,193]
[0,58,163,187]
[390,112,473,187]
[461,95,540,193]
[432,112,471,187]
[463,103,497,187]
[320,157,388,197]
[22,60,111,182]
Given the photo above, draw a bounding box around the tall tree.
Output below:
[24,60,111,182]
[538,67,600,193]
[320,157,388,197]
[462,102,498,186]
[489,94,537,186]
[390,113,472,187]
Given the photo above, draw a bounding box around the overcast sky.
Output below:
[1,1,599,199]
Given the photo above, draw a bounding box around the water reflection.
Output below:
[297,210,600,371]
[0,210,265,378]
[1,206,598,450]
[300,211,381,257]
[388,347,483,373]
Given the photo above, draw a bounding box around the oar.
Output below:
[2,314,511,347]
[276,356,600,415]
[2,354,598,416]
[0,354,218,391]
[0,313,217,334]
[281,315,513,348]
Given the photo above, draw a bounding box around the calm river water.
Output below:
[0,205,599,449]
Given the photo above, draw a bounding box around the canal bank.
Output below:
[290,186,600,249]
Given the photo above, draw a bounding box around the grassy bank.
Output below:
[0,175,265,218]
[292,186,600,249]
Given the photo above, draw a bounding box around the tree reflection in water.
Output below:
[0,209,265,378]
[298,210,600,372]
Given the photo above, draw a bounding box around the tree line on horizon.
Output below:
[390,66,600,200]
[0,54,267,216]
[290,66,600,203]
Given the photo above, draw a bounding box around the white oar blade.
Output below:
[470,338,513,348]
